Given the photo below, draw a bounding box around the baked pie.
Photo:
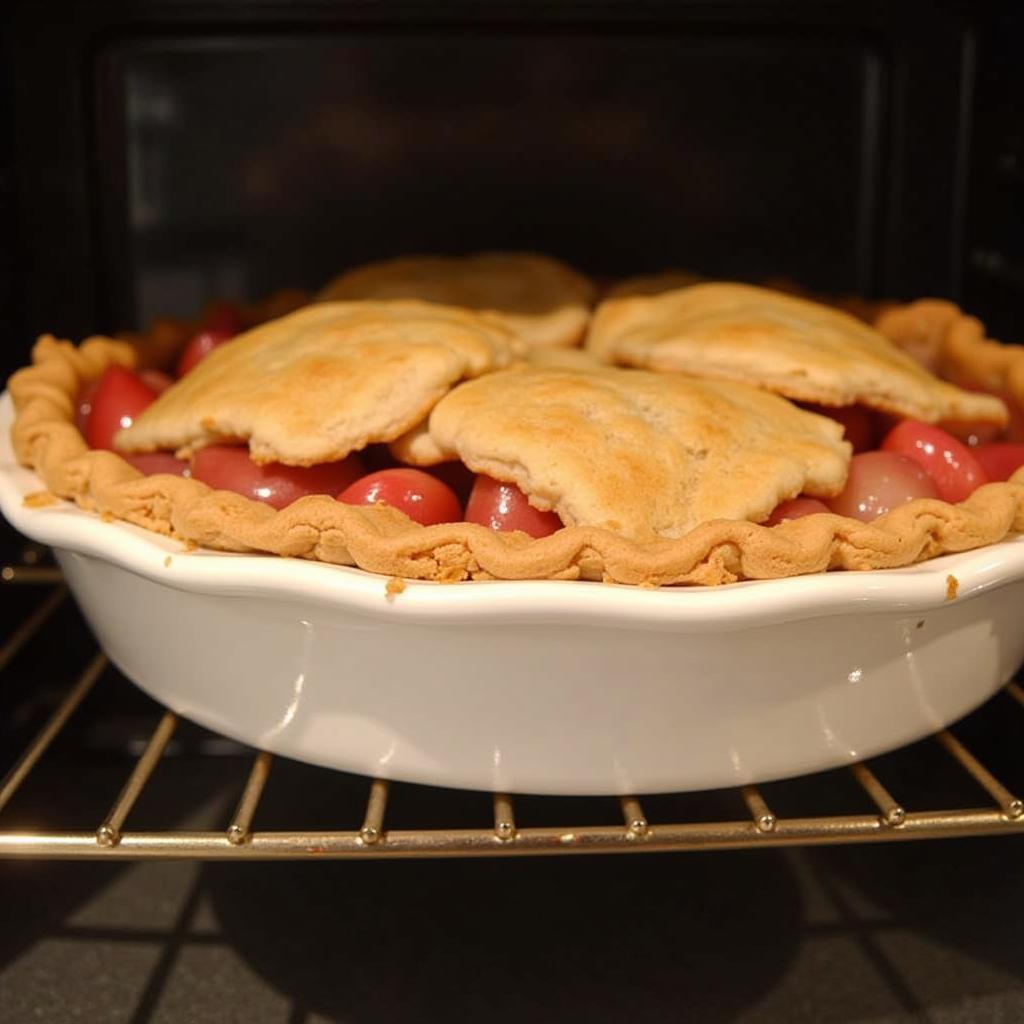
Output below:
[316,252,596,349]
[8,274,1024,587]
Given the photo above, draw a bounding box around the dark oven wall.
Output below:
[1,0,1018,382]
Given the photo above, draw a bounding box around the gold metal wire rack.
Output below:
[1,563,1023,861]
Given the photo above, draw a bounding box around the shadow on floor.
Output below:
[204,848,804,1024]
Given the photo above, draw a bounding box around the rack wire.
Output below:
[1,563,1023,861]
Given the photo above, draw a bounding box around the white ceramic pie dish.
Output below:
[2,390,1023,795]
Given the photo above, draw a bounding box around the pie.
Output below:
[8,274,1024,587]
[317,252,595,349]
[587,282,1007,425]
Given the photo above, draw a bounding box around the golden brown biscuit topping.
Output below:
[118,300,515,466]
[416,363,850,541]
[588,282,1007,425]
[317,252,596,349]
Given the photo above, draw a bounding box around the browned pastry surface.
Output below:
[607,272,896,323]
[757,275,899,327]
[117,300,515,466]
[317,252,596,349]
[388,346,606,465]
[605,270,706,298]
[587,282,1007,425]
[406,364,851,541]
[9,317,1024,587]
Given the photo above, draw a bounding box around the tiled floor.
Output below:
[1,586,1024,1023]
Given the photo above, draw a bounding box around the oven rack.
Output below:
[1,566,1023,861]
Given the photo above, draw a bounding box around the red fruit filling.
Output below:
[81,365,160,451]
[765,497,831,525]
[802,403,878,453]
[973,443,1024,483]
[191,445,364,510]
[176,327,236,378]
[201,300,245,336]
[826,451,938,522]
[123,452,191,478]
[879,420,988,504]
[338,468,461,527]
[464,475,561,538]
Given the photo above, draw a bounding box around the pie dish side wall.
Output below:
[45,549,1024,794]
[3,393,1024,793]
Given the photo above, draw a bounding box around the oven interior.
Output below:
[2,1,1024,1019]
[6,1,1023,357]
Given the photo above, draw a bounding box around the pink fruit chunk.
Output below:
[766,497,831,526]
[192,445,364,510]
[464,476,561,538]
[880,420,988,503]
[827,451,939,522]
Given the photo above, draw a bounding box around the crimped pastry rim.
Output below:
[7,303,1024,588]
[2,445,1022,629]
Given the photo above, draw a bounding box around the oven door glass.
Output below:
[101,31,877,324]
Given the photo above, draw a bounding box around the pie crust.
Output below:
[587,282,1007,425]
[317,252,596,349]
[116,300,515,465]
[395,363,851,541]
[874,299,1024,402]
[604,269,706,298]
[8,301,1024,587]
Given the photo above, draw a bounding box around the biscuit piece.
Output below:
[421,364,851,541]
[317,252,596,349]
[390,347,604,465]
[517,346,606,373]
[388,420,449,467]
[118,301,514,466]
[587,283,1007,425]
[605,269,705,298]
[389,347,606,466]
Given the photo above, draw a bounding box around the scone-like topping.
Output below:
[587,282,1008,425]
[416,364,851,541]
[118,300,514,466]
[605,269,705,298]
[317,252,596,349]
[389,347,609,465]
